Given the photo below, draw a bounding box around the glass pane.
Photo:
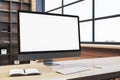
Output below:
[80,21,92,42]
[64,0,92,20]
[48,9,62,14]
[95,17,120,42]
[64,0,78,5]
[95,0,120,18]
[45,0,61,12]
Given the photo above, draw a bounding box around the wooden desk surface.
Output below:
[0,56,120,80]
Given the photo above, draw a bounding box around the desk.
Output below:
[0,56,120,80]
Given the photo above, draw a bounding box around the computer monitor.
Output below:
[18,11,81,65]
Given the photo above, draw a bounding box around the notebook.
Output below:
[9,68,40,77]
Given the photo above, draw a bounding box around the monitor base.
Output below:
[43,59,60,66]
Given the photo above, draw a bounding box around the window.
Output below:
[48,9,62,14]
[64,0,78,5]
[45,0,61,12]
[80,21,93,42]
[95,0,120,18]
[44,0,120,44]
[64,0,92,20]
[95,17,120,42]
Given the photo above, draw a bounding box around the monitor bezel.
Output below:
[17,11,81,61]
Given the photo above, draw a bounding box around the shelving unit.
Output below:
[0,0,32,65]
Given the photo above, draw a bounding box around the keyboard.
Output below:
[55,66,91,75]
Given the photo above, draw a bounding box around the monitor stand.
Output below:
[43,59,60,66]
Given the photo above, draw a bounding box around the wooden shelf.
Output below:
[3,0,20,3]
[0,0,32,65]
[0,21,18,24]
[0,9,10,13]
[1,32,17,35]
[0,31,10,34]
[0,43,9,47]
[0,54,10,56]
[11,10,18,13]
[4,0,31,4]
[0,21,10,24]
[22,2,31,4]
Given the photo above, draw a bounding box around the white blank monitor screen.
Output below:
[19,11,80,53]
